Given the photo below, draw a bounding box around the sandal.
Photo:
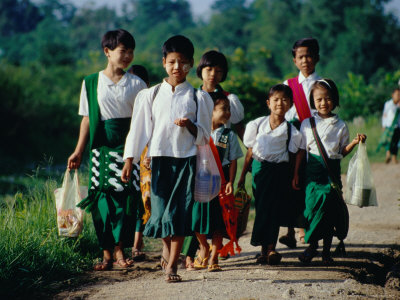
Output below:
[132,248,146,262]
[298,247,318,264]
[165,273,182,283]
[113,258,133,270]
[93,260,113,271]
[279,234,297,249]
[160,256,168,271]
[267,251,282,265]
[186,261,195,271]
[193,255,209,270]
[208,264,222,272]
[322,254,334,265]
[256,254,268,265]
[299,235,306,244]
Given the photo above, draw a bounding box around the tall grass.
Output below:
[0,168,99,298]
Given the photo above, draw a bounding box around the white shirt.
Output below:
[211,127,243,166]
[243,116,302,163]
[284,71,321,121]
[226,93,244,126]
[300,113,350,159]
[382,99,400,128]
[78,71,147,120]
[123,80,214,163]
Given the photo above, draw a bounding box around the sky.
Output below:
[65,0,400,19]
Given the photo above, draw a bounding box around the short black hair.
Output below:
[196,50,228,82]
[310,79,340,109]
[128,64,149,86]
[268,84,293,105]
[210,91,228,103]
[162,35,194,60]
[292,37,319,58]
[101,29,135,50]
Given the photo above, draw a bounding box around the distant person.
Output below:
[293,79,366,264]
[280,37,322,249]
[67,29,147,271]
[238,84,302,265]
[377,88,400,164]
[121,35,213,282]
[127,64,151,261]
[191,93,243,271]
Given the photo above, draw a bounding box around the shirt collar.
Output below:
[100,71,129,87]
[162,79,190,92]
[263,116,287,133]
[313,111,339,125]
[298,71,319,84]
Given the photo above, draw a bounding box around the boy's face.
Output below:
[213,100,231,125]
[104,43,134,70]
[202,66,224,86]
[267,91,292,117]
[163,52,193,85]
[392,90,400,105]
[293,46,318,77]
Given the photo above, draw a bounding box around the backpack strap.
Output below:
[84,73,104,150]
[286,121,292,151]
[215,127,232,162]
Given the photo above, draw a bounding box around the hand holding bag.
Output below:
[54,169,87,237]
[346,142,377,207]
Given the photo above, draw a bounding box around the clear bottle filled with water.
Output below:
[194,159,212,202]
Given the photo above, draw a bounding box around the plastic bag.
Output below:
[345,142,377,207]
[54,169,87,237]
[194,143,221,203]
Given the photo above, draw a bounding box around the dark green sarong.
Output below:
[251,159,291,247]
[303,153,344,243]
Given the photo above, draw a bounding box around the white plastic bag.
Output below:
[194,143,221,203]
[345,142,377,207]
[54,169,87,237]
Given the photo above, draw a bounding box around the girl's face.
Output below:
[313,87,334,118]
[267,91,291,117]
[201,66,224,87]
[104,43,134,70]
[212,100,231,125]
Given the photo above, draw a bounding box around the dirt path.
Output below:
[56,163,400,299]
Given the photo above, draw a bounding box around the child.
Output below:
[197,50,245,140]
[127,64,151,261]
[292,79,366,264]
[280,37,322,249]
[121,35,214,282]
[378,88,400,164]
[191,93,243,271]
[238,84,302,265]
[67,29,147,271]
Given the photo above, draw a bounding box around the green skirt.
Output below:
[303,154,345,243]
[77,118,143,249]
[251,159,291,247]
[143,156,196,238]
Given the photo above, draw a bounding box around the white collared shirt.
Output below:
[79,71,147,120]
[382,99,400,128]
[300,112,350,159]
[284,71,321,121]
[226,93,244,126]
[243,116,302,163]
[123,80,214,163]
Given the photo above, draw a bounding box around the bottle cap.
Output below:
[202,159,209,164]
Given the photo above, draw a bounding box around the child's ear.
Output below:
[266,99,270,107]
[162,57,166,68]
[104,47,110,58]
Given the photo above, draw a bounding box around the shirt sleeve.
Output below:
[227,93,244,124]
[299,119,309,150]
[339,122,350,153]
[228,131,244,161]
[288,125,302,153]
[194,90,213,145]
[78,80,89,116]
[123,89,153,163]
[382,101,391,128]
[243,120,258,148]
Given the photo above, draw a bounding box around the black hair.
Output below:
[268,84,293,105]
[291,37,319,58]
[196,50,228,82]
[128,64,149,86]
[101,29,135,50]
[393,87,400,93]
[162,35,194,60]
[310,79,340,109]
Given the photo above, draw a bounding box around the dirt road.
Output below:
[56,163,400,299]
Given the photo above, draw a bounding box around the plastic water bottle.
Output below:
[194,159,212,202]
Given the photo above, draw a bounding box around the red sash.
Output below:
[288,77,311,122]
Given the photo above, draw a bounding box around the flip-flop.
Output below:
[113,258,133,270]
[256,254,268,265]
[267,251,282,265]
[165,273,182,283]
[93,260,113,271]
[208,264,222,272]
[132,248,146,262]
[193,254,209,270]
[298,247,318,264]
[186,261,196,271]
[160,256,168,271]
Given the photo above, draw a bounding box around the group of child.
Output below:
[67,29,367,283]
